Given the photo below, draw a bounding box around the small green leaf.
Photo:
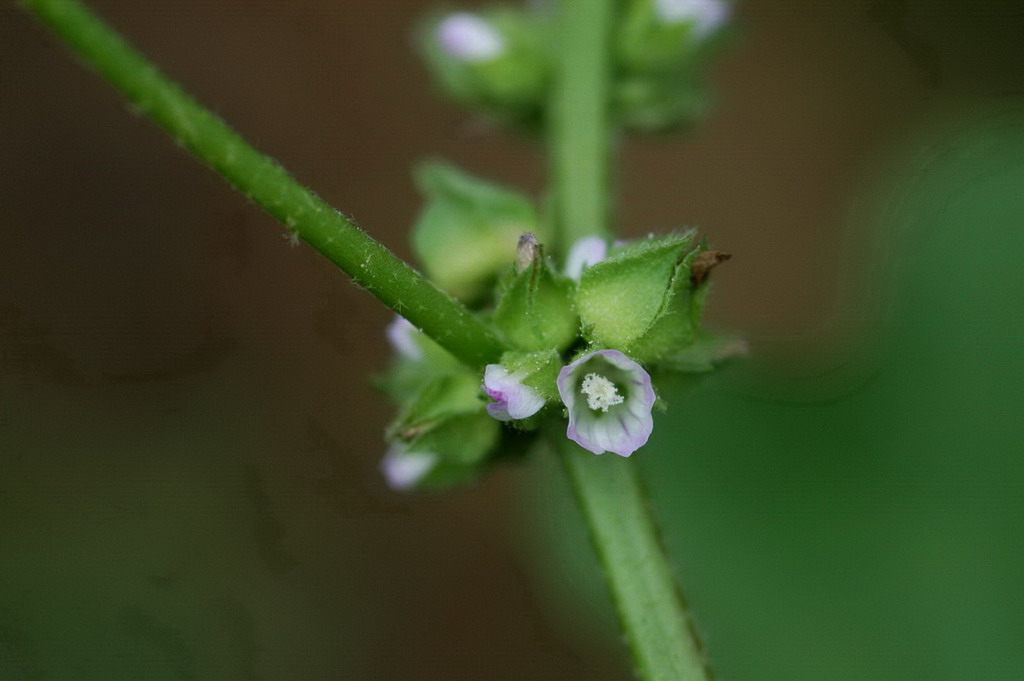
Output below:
[494,259,578,352]
[412,161,541,301]
[576,233,693,349]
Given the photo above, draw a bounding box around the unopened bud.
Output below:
[516,232,542,272]
[654,0,730,38]
[437,12,505,62]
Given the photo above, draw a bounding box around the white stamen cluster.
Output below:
[580,373,624,412]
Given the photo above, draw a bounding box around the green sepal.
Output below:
[397,410,502,490]
[499,348,562,403]
[411,161,541,301]
[576,232,693,350]
[612,71,709,133]
[625,241,702,363]
[614,0,731,71]
[616,0,704,71]
[388,372,484,442]
[413,411,501,469]
[418,8,551,121]
[384,371,500,489]
[493,257,578,352]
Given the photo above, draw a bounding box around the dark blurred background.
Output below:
[2,1,1023,679]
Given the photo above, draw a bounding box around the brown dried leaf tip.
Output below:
[690,250,731,287]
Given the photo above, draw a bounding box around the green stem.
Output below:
[550,0,614,252]
[551,2,713,680]
[557,441,712,681]
[17,0,504,369]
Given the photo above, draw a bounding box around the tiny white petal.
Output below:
[386,315,422,361]
[381,445,437,490]
[654,0,730,37]
[565,236,608,280]
[438,13,506,62]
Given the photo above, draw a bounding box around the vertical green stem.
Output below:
[557,440,712,681]
[17,0,504,369]
[550,2,714,680]
[550,0,614,251]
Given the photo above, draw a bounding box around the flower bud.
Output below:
[482,349,561,422]
[575,233,694,351]
[654,0,730,38]
[382,372,501,490]
[494,252,578,352]
[437,12,506,62]
[564,236,608,280]
[411,161,541,301]
[420,7,551,121]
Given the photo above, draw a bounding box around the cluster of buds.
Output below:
[420,0,733,131]
[379,1,739,490]
[378,163,741,490]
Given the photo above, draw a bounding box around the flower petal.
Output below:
[654,0,730,37]
[386,315,422,361]
[483,364,545,421]
[437,13,505,62]
[564,236,609,280]
[381,445,437,490]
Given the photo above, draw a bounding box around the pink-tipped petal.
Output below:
[483,364,545,422]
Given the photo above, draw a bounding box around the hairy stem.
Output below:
[557,441,712,681]
[18,0,504,369]
[550,2,713,680]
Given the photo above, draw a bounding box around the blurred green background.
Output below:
[2,1,1022,679]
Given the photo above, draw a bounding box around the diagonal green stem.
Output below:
[17,0,504,369]
[550,2,714,680]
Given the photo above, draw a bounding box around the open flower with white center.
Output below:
[483,364,546,421]
[654,0,730,38]
[437,12,506,62]
[564,235,608,280]
[557,349,656,457]
[381,444,437,490]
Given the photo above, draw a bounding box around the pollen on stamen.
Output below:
[580,373,624,412]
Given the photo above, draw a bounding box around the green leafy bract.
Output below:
[412,161,541,302]
[494,258,578,352]
[576,232,693,351]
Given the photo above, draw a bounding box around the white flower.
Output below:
[483,364,546,421]
[564,235,608,280]
[654,0,730,38]
[437,13,506,62]
[381,444,437,490]
[557,350,656,457]
[386,315,422,361]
